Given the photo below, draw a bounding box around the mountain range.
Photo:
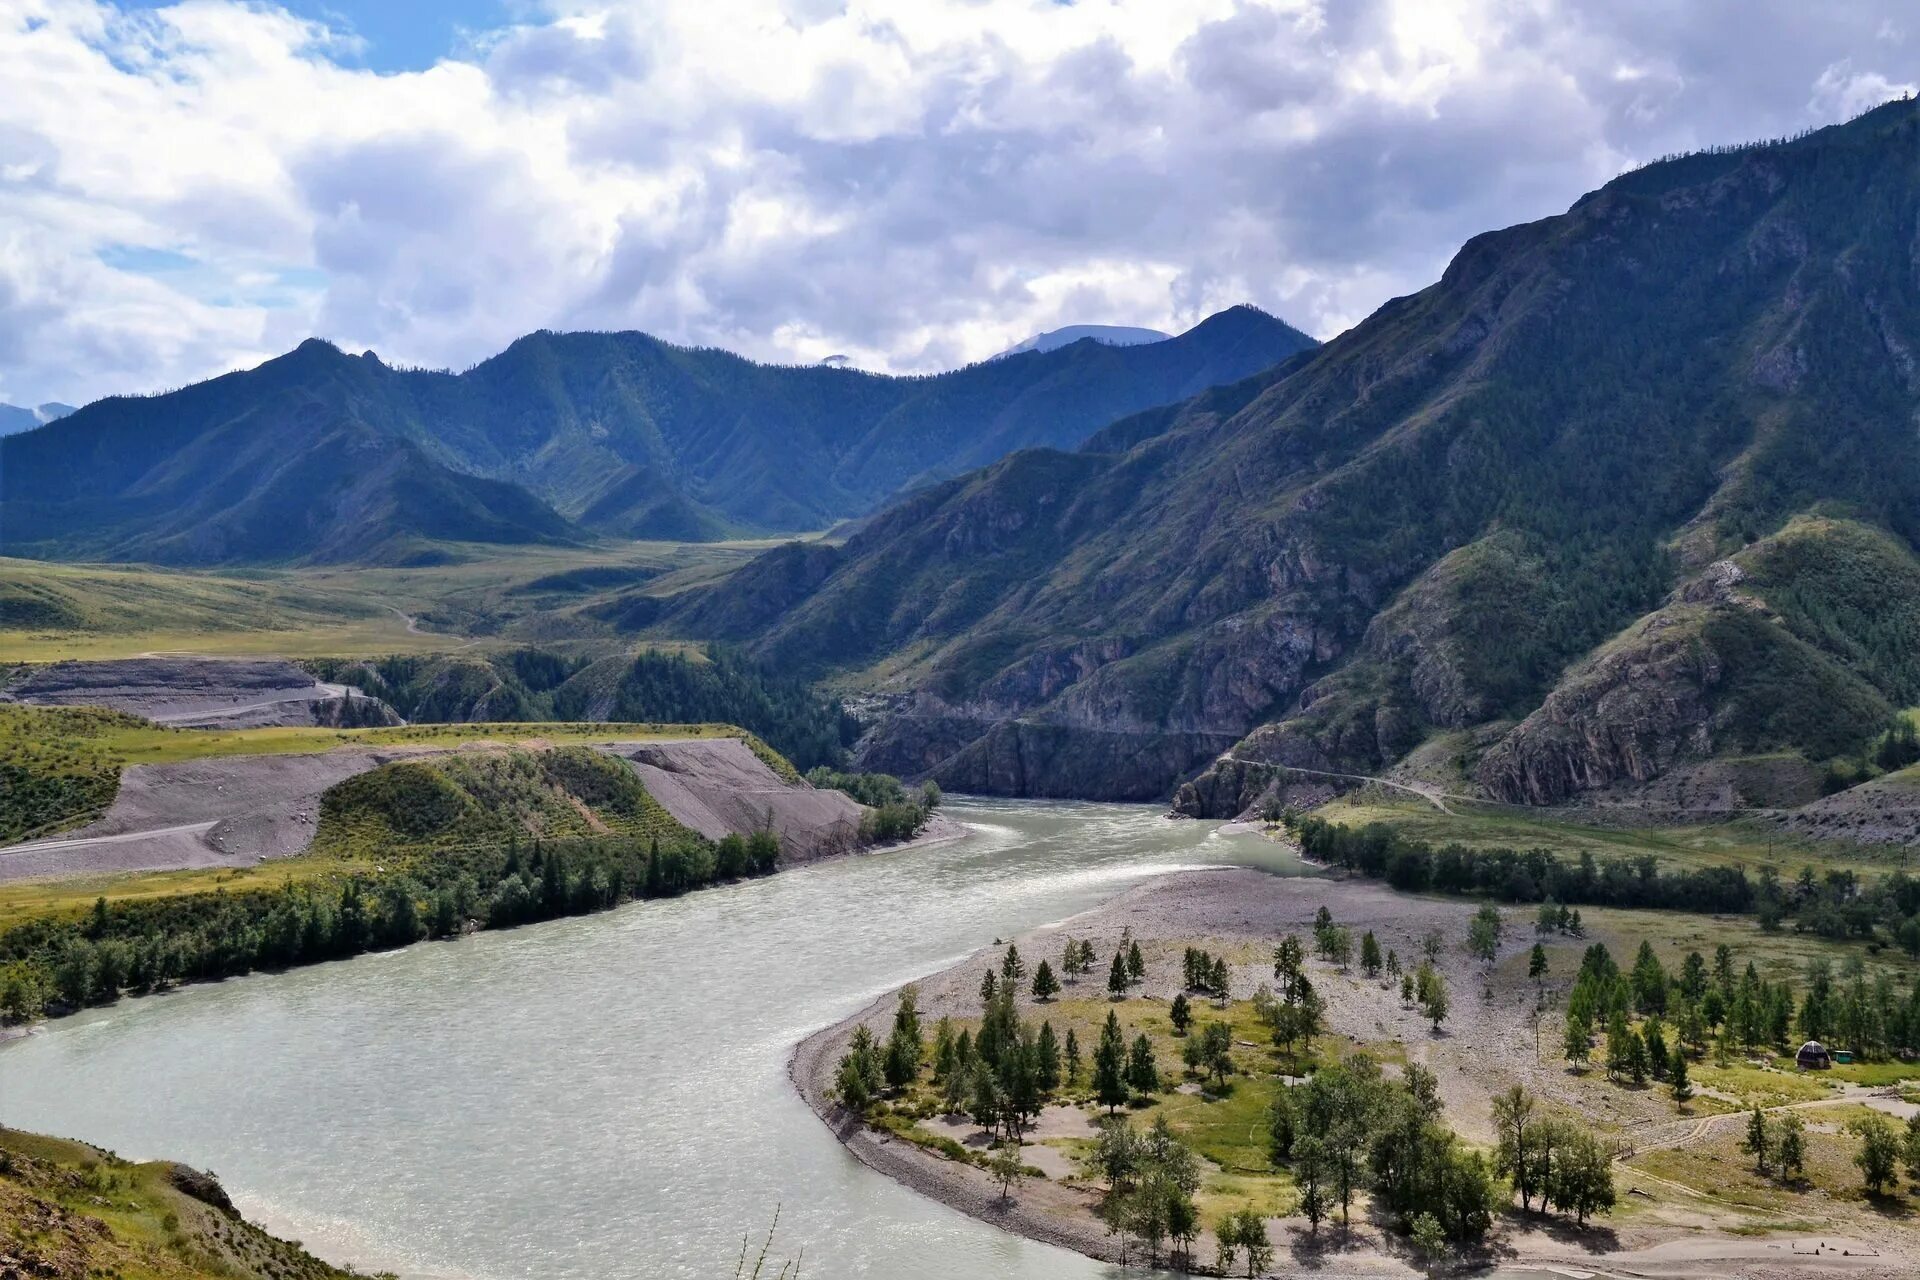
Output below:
[0,402,73,436]
[662,98,1920,810]
[0,308,1312,565]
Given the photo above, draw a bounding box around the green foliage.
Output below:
[313,644,852,772]
[0,817,741,1022]
[311,746,691,856]
[804,764,946,839]
[1699,610,1892,759]
[0,704,132,841]
[1851,1112,1901,1196]
[0,1127,367,1280]
[1742,518,1920,706]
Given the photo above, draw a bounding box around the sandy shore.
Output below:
[790,866,1912,1279]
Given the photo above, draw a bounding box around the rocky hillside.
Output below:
[665,99,1920,809]
[0,1126,370,1280]
[0,307,1312,564]
[306,645,852,771]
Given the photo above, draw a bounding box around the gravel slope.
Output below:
[3,657,394,728]
[0,738,868,882]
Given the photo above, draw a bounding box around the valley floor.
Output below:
[794,864,1920,1279]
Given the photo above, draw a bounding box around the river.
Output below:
[0,798,1323,1278]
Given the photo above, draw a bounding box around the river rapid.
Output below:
[1,798,1319,1279]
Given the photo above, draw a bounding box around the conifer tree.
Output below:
[1360,930,1382,977]
[1032,959,1060,1001]
[1127,940,1146,984]
[1094,1011,1130,1113]
[1170,992,1192,1035]
[1109,950,1130,998]
[1127,1033,1161,1095]
[1001,944,1025,984]
[1035,1021,1062,1092]
[1743,1106,1770,1174]
[1669,1048,1692,1105]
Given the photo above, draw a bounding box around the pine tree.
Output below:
[1170,992,1192,1035]
[1670,1049,1692,1106]
[1127,1033,1161,1095]
[1623,1029,1650,1085]
[1127,940,1146,984]
[1001,944,1025,983]
[1032,959,1060,1001]
[1094,1011,1130,1113]
[1529,943,1549,985]
[1564,1010,1591,1068]
[882,985,924,1088]
[1109,950,1130,998]
[1360,930,1382,977]
[1743,1106,1770,1175]
[1065,1028,1082,1085]
[1420,965,1450,1031]
[1035,1021,1062,1092]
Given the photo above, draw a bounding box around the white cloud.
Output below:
[0,0,1915,406]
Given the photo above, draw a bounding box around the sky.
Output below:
[0,1,1915,408]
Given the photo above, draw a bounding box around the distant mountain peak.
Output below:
[0,401,75,437]
[995,323,1173,358]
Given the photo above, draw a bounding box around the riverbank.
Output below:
[792,865,1914,1279]
[0,768,960,1033]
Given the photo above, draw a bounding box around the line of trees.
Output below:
[0,828,771,1023]
[1561,934,1920,1072]
[803,769,941,842]
[1294,815,1920,947]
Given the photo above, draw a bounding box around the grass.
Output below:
[307,745,699,858]
[1628,1109,1907,1215]
[1692,1062,1836,1108]
[888,979,1351,1215]
[0,537,808,662]
[1322,791,1907,875]
[0,860,364,929]
[0,701,750,844]
[1563,904,1920,993]
[0,1126,370,1279]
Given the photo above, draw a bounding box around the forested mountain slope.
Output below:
[0,307,1311,564]
[665,99,1920,806]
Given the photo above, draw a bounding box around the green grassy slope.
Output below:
[0,704,746,845]
[0,1127,376,1280]
[310,746,698,856]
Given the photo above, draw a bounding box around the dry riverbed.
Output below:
[793,865,1918,1278]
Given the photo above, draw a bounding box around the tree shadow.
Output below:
[1526,1213,1623,1252]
